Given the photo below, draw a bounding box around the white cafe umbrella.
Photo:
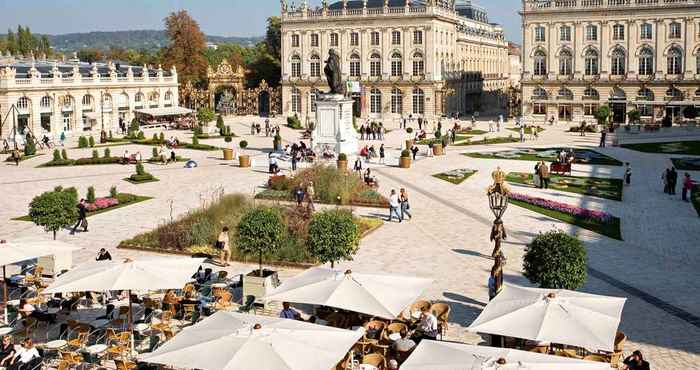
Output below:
[264,267,433,319]
[139,311,364,370]
[468,284,626,352]
[0,237,81,323]
[43,256,204,333]
[401,341,612,370]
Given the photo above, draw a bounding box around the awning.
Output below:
[134,106,193,117]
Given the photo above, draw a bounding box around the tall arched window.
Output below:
[310,55,321,78]
[584,49,599,75]
[534,50,547,76]
[103,94,114,109]
[148,92,158,107]
[291,55,301,78]
[667,47,683,75]
[40,96,51,108]
[118,93,130,108]
[559,49,573,75]
[611,48,626,76]
[583,87,599,99]
[391,87,403,114]
[391,53,402,77]
[164,91,172,102]
[697,53,700,74]
[291,88,301,113]
[350,54,361,77]
[370,53,382,77]
[412,87,425,114]
[638,88,654,116]
[17,97,30,110]
[82,94,93,107]
[370,88,382,114]
[310,89,318,113]
[638,48,654,76]
[412,52,424,76]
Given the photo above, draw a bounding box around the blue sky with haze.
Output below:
[0,0,522,43]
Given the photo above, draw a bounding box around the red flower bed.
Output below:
[85,197,119,212]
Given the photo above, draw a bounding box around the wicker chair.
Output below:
[114,359,138,370]
[362,353,386,368]
[430,303,451,339]
[106,332,131,359]
[405,300,431,320]
[214,292,233,310]
[60,351,84,366]
[66,331,89,349]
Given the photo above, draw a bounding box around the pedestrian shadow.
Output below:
[452,248,492,260]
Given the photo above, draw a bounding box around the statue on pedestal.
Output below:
[323,50,344,95]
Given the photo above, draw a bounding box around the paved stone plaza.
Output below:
[2,116,699,369]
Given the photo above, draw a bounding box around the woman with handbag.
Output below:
[217,226,230,267]
[399,188,412,221]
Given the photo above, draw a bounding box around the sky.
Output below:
[0,0,523,43]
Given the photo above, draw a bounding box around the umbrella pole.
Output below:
[2,267,7,325]
[128,290,134,352]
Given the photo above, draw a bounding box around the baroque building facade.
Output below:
[0,57,179,139]
[520,0,700,125]
[280,0,510,123]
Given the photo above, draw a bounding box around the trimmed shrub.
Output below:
[192,135,200,146]
[152,147,159,158]
[137,131,145,140]
[338,153,347,161]
[53,149,62,162]
[287,116,302,129]
[216,115,224,129]
[136,163,146,176]
[152,133,158,141]
[307,209,359,268]
[86,186,96,203]
[109,186,118,198]
[88,136,95,147]
[406,127,413,134]
[523,230,587,290]
[92,150,99,159]
[24,135,36,156]
[401,149,410,158]
[239,140,248,149]
[61,149,68,160]
[236,207,286,275]
[224,136,233,143]
[78,136,89,148]
[104,148,111,158]
[159,132,165,142]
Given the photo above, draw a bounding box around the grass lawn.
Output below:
[123,177,160,184]
[417,135,470,145]
[4,154,42,163]
[507,126,545,134]
[454,137,520,146]
[433,169,477,185]
[464,147,622,166]
[510,198,622,240]
[622,141,700,156]
[506,172,623,201]
[456,129,487,135]
[12,193,152,221]
[671,158,700,171]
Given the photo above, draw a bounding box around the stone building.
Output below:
[280,0,510,123]
[0,57,179,139]
[520,0,700,125]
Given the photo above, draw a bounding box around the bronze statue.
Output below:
[324,49,344,95]
[490,219,507,258]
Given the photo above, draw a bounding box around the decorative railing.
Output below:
[5,75,175,88]
[524,0,694,10]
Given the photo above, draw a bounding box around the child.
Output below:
[625,162,632,185]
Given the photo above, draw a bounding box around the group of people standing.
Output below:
[359,121,385,141]
[663,167,695,202]
[533,161,551,189]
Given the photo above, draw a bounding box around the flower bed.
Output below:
[465,147,622,166]
[509,192,622,240]
[506,172,623,201]
[13,192,151,221]
[454,136,520,146]
[671,157,700,171]
[85,197,119,212]
[622,141,700,156]
[433,169,477,185]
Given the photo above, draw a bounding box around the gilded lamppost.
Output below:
[487,167,509,301]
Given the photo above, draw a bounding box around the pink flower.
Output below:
[510,193,614,224]
[86,197,119,211]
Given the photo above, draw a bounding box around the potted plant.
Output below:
[405,127,414,149]
[222,147,234,160]
[273,134,282,151]
[237,207,285,304]
[337,153,348,171]
[432,141,444,156]
[399,149,412,168]
[239,140,251,167]
[626,110,641,131]
[593,105,611,133]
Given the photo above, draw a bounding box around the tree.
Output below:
[6,28,17,54]
[264,16,281,61]
[683,105,698,121]
[593,105,611,127]
[29,189,79,240]
[163,10,208,84]
[307,210,359,268]
[86,186,96,203]
[77,48,103,64]
[523,230,587,290]
[197,107,215,126]
[626,110,641,125]
[246,52,281,88]
[236,207,285,276]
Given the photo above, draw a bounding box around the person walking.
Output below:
[624,162,632,185]
[682,173,693,202]
[411,144,419,160]
[539,161,550,189]
[497,114,503,132]
[418,117,423,131]
[662,168,670,194]
[388,189,402,223]
[59,131,66,147]
[306,181,315,210]
[293,185,305,206]
[519,125,525,143]
[71,199,88,235]
[399,188,412,221]
[580,120,587,136]
[669,167,678,195]
[488,120,494,132]
[11,148,20,166]
[353,156,363,176]
[599,130,607,148]
[291,152,298,172]
[217,226,230,267]
[379,144,385,164]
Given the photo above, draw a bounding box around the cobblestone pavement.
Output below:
[1,116,699,369]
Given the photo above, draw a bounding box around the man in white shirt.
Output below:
[9,339,40,370]
[388,189,402,223]
[279,302,301,320]
[413,307,438,343]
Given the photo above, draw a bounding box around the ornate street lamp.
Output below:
[487,167,509,301]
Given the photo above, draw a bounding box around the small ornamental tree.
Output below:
[594,105,611,127]
[197,107,216,126]
[216,115,224,129]
[104,148,111,158]
[86,186,96,203]
[523,230,587,290]
[192,135,200,146]
[129,119,140,135]
[24,134,36,156]
[109,186,118,198]
[236,207,286,276]
[88,136,95,147]
[92,150,99,159]
[61,149,68,160]
[29,189,79,239]
[307,210,359,268]
[52,149,61,162]
[78,136,89,148]
[627,109,641,125]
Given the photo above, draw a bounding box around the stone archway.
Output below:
[206,60,246,115]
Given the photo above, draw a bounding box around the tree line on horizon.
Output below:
[0,25,52,58]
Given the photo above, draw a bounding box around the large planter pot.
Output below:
[239,155,251,168]
[243,269,280,306]
[405,140,414,149]
[432,143,444,156]
[337,160,348,171]
[222,148,234,160]
[399,156,412,168]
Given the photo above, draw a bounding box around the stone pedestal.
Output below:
[312,94,358,158]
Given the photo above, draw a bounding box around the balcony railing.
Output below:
[6,75,176,87]
[524,0,694,11]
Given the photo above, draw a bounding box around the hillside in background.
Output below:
[36,30,262,52]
